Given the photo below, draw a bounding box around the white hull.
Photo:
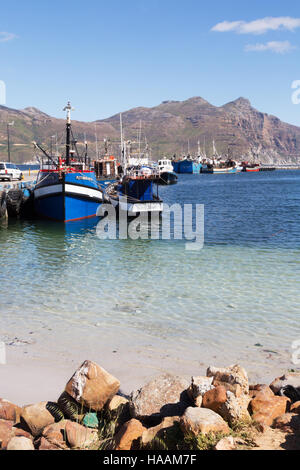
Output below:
[110,196,163,216]
[34,183,103,201]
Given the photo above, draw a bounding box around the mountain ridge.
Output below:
[0,97,299,164]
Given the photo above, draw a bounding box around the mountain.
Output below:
[0,97,300,164]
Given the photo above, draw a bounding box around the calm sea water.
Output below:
[0,170,300,385]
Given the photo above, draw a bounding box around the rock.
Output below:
[65,360,120,412]
[141,416,180,445]
[7,436,34,450]
[114,419,146,450]
[11,426,33,441]
[65,420,98,449]
[202,386,227,413]
[107,395,129,412]
[212,380,242,397]
[41,421,68,450]
[207,364,249,395]
[39,437,63,451]
[250,395,290,427]
[290,401,300,414]
[0,419,13,449]
[218,392,251,426]
[249,385,274,400]
[180,407,229,436]
[130,374,190,422]
[270,373,300,401]
[187,376,214,407]
[0,399,22,423]
[272,413,300,433]
[214,436,236,450]
[21,402,55,437]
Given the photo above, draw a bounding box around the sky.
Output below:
[1,0,300,125]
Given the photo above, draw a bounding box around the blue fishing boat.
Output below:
[33,103,104,222]
[172,160,180,173]
[172,158,202,174]
[179,159,202,174]
[107,128,163,217]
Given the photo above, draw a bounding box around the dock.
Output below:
[0,170,37,191]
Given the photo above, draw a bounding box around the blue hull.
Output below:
[34,171,104,222]
[172,161,180,173]
[177,161,202,174]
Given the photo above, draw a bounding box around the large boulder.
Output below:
[270,373,300,402]
[114,419,146,450]
[7,436,34,451]
[250,395,290,427]
[207,364,249,395]
[65,360,120,412]
[249,385,274,400]
[21,402,55,437]
[180,407,230,436]
[218,392,251,426]
[187,376,214,407]
[202,386,227,413]
[0,399,22,423]
[130,374,190,423]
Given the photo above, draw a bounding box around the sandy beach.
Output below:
[0,334,294,407]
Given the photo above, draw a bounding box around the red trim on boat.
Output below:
[39,169,94,173]
[64,214,97,223]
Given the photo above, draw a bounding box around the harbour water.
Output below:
[0,170,300,390]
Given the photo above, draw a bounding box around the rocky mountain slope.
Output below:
[0,97,299,164]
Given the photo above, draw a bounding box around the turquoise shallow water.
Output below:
[0,170,300,385]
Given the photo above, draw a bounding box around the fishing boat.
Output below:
[178,158,202,174]
[241,162,261,173]
[107,123,163,217]
[213,166,237,174]
[172,156,202,174]
[33,102,104,222]
[156,159,178,185]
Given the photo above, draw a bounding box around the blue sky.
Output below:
[1,0,300,124]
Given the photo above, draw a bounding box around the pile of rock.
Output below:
[1,360,300,451]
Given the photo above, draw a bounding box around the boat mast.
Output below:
[63,101,73,166]
[120,113,127,175]
[95,123,98,159]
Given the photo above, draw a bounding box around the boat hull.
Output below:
[177,161,202,174]
[110,196,163,217]
[213,168,237,174]
[34,172,103,222]
[157,172,178,185]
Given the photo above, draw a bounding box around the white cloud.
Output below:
[212,17,300,35]
[0,32,17,43]
[245,41,296,54]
